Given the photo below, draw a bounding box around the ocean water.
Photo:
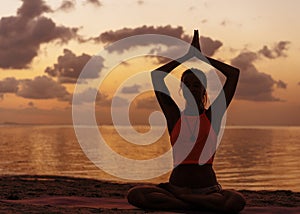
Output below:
[0,125,299,191]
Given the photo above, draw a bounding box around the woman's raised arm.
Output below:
[193,31,239,133]
[206,56,240,108]
[151,30,199,133]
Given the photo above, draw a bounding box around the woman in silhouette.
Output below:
[127,30,246,213]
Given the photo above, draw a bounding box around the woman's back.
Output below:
[171,111,217,166]
[169,164,218,188]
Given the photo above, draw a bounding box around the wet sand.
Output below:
[1,175,299,213]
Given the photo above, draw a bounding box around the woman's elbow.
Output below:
[150,70,157,82]
[233,67,240,74]
[150,70,156,78]
[232,67,240,80]
[151,70,166,80]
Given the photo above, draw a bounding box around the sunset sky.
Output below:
[0,0,299,126]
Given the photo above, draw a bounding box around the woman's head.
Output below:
[180,68,207,108]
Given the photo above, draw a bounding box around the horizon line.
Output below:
[1,122,300,128]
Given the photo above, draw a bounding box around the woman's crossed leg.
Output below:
[127,185,193,210]
[127,185,246,213]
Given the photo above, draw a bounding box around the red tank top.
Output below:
[170,111,217,166]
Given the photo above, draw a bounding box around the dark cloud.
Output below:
[298,82,300,86]
[16,76,70,100]
[137,0,144,5]
[276,80,287,89]
[0,0,78,69]
[231,51,286,101]
[121,84,141,94]
[45,49,104,83]
[17,0,52,19]
[85,0,101,7]
[0,76,106,103]
[92,25,222,56]
[200,36,222,56]
[93,25,190,49]
[258,41,290,59]
[0,77,19,93]
[58,0,76,12]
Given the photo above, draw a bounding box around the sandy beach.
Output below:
[0,175,299,213]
